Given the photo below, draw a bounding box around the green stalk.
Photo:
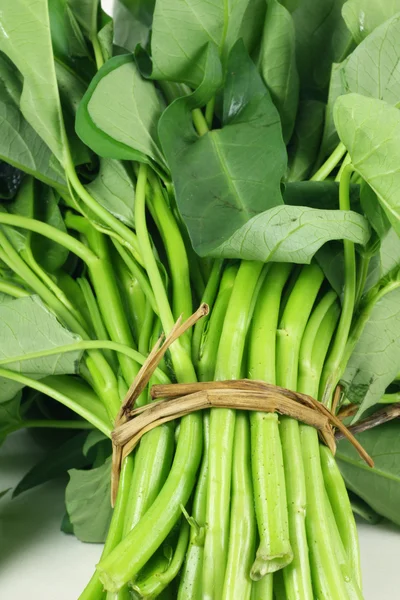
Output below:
[222,413,256,600]
[178,414,209,600]
[310,142,346,182]
[0,369,111,436]
[78,277,119,372]
[320,446,361,587]
[97,164,202,592]
[273,571,286,600]
[203,260,264,600]
[276,264,324,600]
[192,259,224,367]
[248,263,292,578]
[0,280,29,298]
[354,254,370,307]
[80,457,135,600]
[123,424,175,533]
[197,264,237,382]
[147,173,193,352]
[320,164,356,407]
[5,418,94,436]
[138,301,155,355]
[91,34,105,70]
[134,520,190,597]
[0,340,170,384]
[114,255,148,346]
[323,491,363,599]
[0,235,121,417]
[251,574,273,600]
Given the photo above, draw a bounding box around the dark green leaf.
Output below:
[342,0,400,43]
[159,41,286,256]
[316,242,345,295]
[293,0,351,98]
[334,94,400,236]
[150,0,251,85]
[83,429,108,456]
[342,285,400,418]
[113,0,155,52]
[0,0,68,164]
[364,228,400,293]
[258,0,299,142]
[0,55,66,189]
[67,0,100,39]
[13,431,90,497]
[319,63,344,161]
[98,20,114,62]
[336,422,400,526]
[49,0,91,67]
[287,100,325,181]
[284,181,360,210]
[238,0,266,56]
[0,392,22,440]
[0,161,23,200]
[76,54,166,167]
[1,177,35,253]
[86,159,135,226]
[0,488,11,500]
[348,491,383,524]
[66,456,112,542]
[0,295,82,402]
[360,181,390,242]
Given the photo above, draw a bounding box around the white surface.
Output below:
[1,432,400,599]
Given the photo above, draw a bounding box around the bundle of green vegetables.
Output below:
[1,0,400,598]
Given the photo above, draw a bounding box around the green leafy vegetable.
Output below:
[342,0,400,43]
[86,159,135,226]
[113,0,155,51]
[335,94,400,236]
[337,422,400,525]
[66,456,112,542]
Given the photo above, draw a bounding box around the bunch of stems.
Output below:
[0,158,366,599]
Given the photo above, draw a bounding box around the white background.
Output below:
[1,431,400,599]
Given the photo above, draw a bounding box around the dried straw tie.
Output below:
[110,304,374,505]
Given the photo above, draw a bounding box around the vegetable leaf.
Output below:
[342,285,400,418]
[67,0,100,39]
[258,0,299,143]
[336,422,400,526]
[113,0,155,51]
[0,0,67,164]
[287,100,326,181]
[334,94,400,237]
[0,295,82,402]
[13,431,91,497]
[66,456,112,542]
[76,55,166,167]
[159,41,286,256]
[342,0,400,43]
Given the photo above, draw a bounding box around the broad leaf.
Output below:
[1,177,35,254]
[319,63,344,161]
[13,431,91,497]
[287,100,326,181]
[258,0,299,143]
[113,0,155,51]
[336,422,400,526]
[0,392,22,440]
[159,41,286,256]
[342,0,400,43]
[0,295,82,403]
[49,0,91,69]
[66,456,112,542]
[238,0,266,56]
[342,284,400,418]
[150,0,251,86]
[86,159,135,226]
[341,14,400,104]
[293,0,351,98]
[334,94,400,236]
[212,204,369,262]
[0,56,66,190]
[76,54,166,167]
[365,229,400,292]
[0,0,67,164]
[98,21,114,62]
[67,0,100,39]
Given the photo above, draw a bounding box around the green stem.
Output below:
[0,340,169,384]
[192,258,224,367]
[65,156,142,261]
[310,142,347,182]
[147,173,193,351]
[0,214,96,265]
[203,260,264,600]
[379,392,400,404]
[320,446,361,587]
[138,301,155,355]
[178,414,210,600]
[197,264,237,382]
[0,280,29,298]
[192,108,209,137]
[276,264,324,600]
[320,164,356,408]
[0,368,111,436]
[205,97,215,128]
[114,253,148,346]
[222,413,256,600]
[248,264,292,577]
[91,35,104,69]
[251,574,273,600]
[79,457,134,600]
[6,418,95,435]
[134,520,190,597]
